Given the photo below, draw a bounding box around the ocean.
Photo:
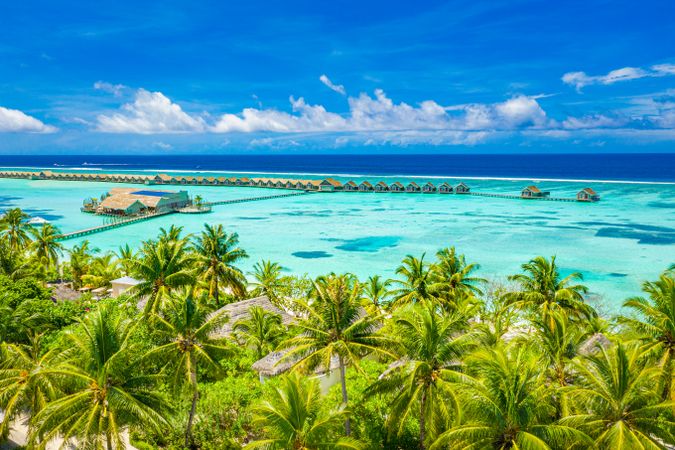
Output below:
[1,153,674,312]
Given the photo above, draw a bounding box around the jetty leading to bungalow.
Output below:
[0,169,600,203]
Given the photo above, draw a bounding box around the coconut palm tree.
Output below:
[193,224,248,305]
[366,303,475,448]
[158,224,187,243]
[233,305,285,358]
[67,240,95,289]
[388,254,441,309]
[361,275,390,315]
[280,274,394,436]
[506,256,595,328]
[131,239,196,315]
[143,290,231,447]
[81,253,122,289]
[0,208,31,251]
[431,345,591,450]
[561,343,675,448]
[28,223,63,272]
[248,260,284,304]
[32,304,169,449]
[116,243,136,275]
[620,272,675,402]
[0,238,36,281]
[245,372,364,449]
[0,334,57,439]
[433,247,485,298]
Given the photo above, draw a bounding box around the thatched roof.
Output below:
[252,349,340,377]
[212,295,293,337]
[579,333,611,356]
[48,282,81,302]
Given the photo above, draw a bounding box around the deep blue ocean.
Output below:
[1,153,674,182]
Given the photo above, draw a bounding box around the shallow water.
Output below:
[1,172,673,311]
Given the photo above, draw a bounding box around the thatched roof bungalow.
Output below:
[405,181,421,193]
[521,185,550,199]
[212,295,293,338]
[319,178,343,191]
[455,182,470,194]
[374,181,389,192]
[344,181,359,191]
[389,181,404,192]
[577,188,600,202]
[422,182,436,193]
[358,181,374,191]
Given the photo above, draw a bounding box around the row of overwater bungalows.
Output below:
[0,170,599,201]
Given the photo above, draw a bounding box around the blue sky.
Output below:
[1,0,674,154]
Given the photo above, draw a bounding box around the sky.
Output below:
[0,0,674,154]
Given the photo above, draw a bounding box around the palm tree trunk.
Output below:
[213,277,219,306]
[106,431,113,450]
[338,355,351,436]
[185,365,199,448]
[663,349,673,402]
[419,389,427,449]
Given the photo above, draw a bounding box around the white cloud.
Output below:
[94,81,126,97]
[319,74,346,95]
[212,90,549,135]
[562,114,627,129]
[562,63,675,91]
[152,141,173,150]
[96,89,207,134]
[0,106,57,133]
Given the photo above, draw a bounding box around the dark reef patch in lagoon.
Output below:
[333,236,400,252]
[292,251,333,259]
[595,227,675,245]
[236,216,268,221]
[648,201,675,209]
[608,272,628,278]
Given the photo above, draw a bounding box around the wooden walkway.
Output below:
[467,192,577,202]
[56,191,311,241]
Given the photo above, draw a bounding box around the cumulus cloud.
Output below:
[562,114,627,129]
[562,63,675,91]
[96,89,207,134]
[0,106,57,133]
[211,90,550,135]
[319,74,346,95]
[94,81,126,97]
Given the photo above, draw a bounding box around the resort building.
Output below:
[521,185,550,199]
[405,181,421,193]
[422,182,437,193]
[212,295,294,338]
[96,188,190,216]
[359,181,374,191]
[577,188,600,202]
[455,182,470,194]
[319,178,343,191]
[389,181,405,192]
[438,182,453,193]
[374,181,389,192]
[344,181,359,191]
[110,276,141,298]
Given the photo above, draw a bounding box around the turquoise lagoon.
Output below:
[1,172,674,311]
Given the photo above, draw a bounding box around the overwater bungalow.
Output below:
[389,181,405,192]
[97,188,190,216]
[405,181,421,193]
[374,181,389,192]
[305,180,322,191]
[422,182,437,193]
[37,170,55,179]
[344,181,359,191]
[521,185,550,199]
[285,180,296,189]
[358,181,374,191]
[236,177,250,186]
[154,174,173,184]
[319,178,343,191]
[577,187,600,202]
[215,177,227,185]
[274,179,287,189]
[455,182,470,194]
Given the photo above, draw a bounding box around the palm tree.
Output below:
[561,343,675,448]
[0,238,36,281]
[116,243,136,275]
[143,291,231,447]
[280,274,394,436]
[249,260,284,304]
[0,334,57,439]
[245,372,364,449]
[431,345,591,449]
[233,305,284,358]
[81,253,122,289]
[193,224,248,305]
[361,275,390,314]
[388,254,441,309]
[32,304,169,449]
[158,224,186,243]
[131,239,196,315]
[29,223,63,271]
[433,247,485,298]
[506,256,595,328]
[0,208,31,251]
[366,304,475,448]
[620,271,675,403]
[67,240,95,289]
